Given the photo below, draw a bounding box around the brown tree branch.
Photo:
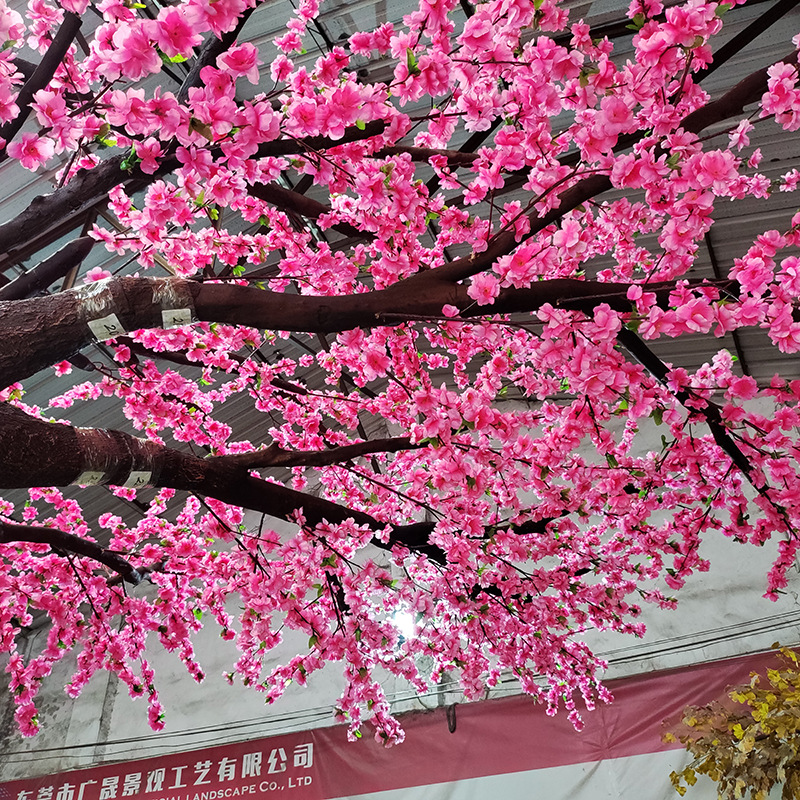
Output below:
[0,520,143,584]
[176,6,256,104]
[0,403,443,559]
[617,327,753,477]
[375,145,479,167]
[247,182,369,240]
[0,273,738,388]
[219,436,420,469]
[0,237,93,301]
[681,50,798,134]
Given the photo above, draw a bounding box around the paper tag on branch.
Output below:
[123,471,152,489]
[88,314,126,340]
[162,308,193,328]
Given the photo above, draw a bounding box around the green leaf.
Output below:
[232,264,245,277]
[629,12,646,29]
[406,48,420,76]
[119,146,139,172]
[651,407,663,426]
[355,119,366,130]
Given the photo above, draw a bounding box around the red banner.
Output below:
[0,650,781,800]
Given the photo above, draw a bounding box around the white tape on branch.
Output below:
[73,428,161,490]
[154,279,196,329]
[75,279,128,340]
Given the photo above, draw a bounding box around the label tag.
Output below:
[123,471,152,489]
[88,314,126,340]
[73,470,105,486]
[162,308,193,328]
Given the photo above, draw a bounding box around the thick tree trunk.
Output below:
[0,403,439,556]
[0,273,738,388]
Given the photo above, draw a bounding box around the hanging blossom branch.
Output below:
[3,0,800,745]
[220,436,421,469]
[0,520,144,584]
[0,403,442,558]
[617,327,753,477]
[421,50,799,287]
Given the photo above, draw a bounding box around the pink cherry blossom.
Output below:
[7,132,54,169]
[153,6,202,58]
[467,272,501,305]
[217,42,261,84]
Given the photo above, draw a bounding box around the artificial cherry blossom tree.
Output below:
[1,0,800,744]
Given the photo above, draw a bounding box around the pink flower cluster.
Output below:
[4,0,800,748]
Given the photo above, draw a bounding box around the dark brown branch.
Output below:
[681,50,798,134]
[0,237,93,301]
[248,182,369,239]
[9,58,36,83]
[617,327,753,477]
[0,12,82,159]
[0,274,738,388]
[177,7,256,104]
[376,145,479,167]
[696,0,800,82]
[220,436,420,469]
[0,403,443,560]
[0,520,143,584]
